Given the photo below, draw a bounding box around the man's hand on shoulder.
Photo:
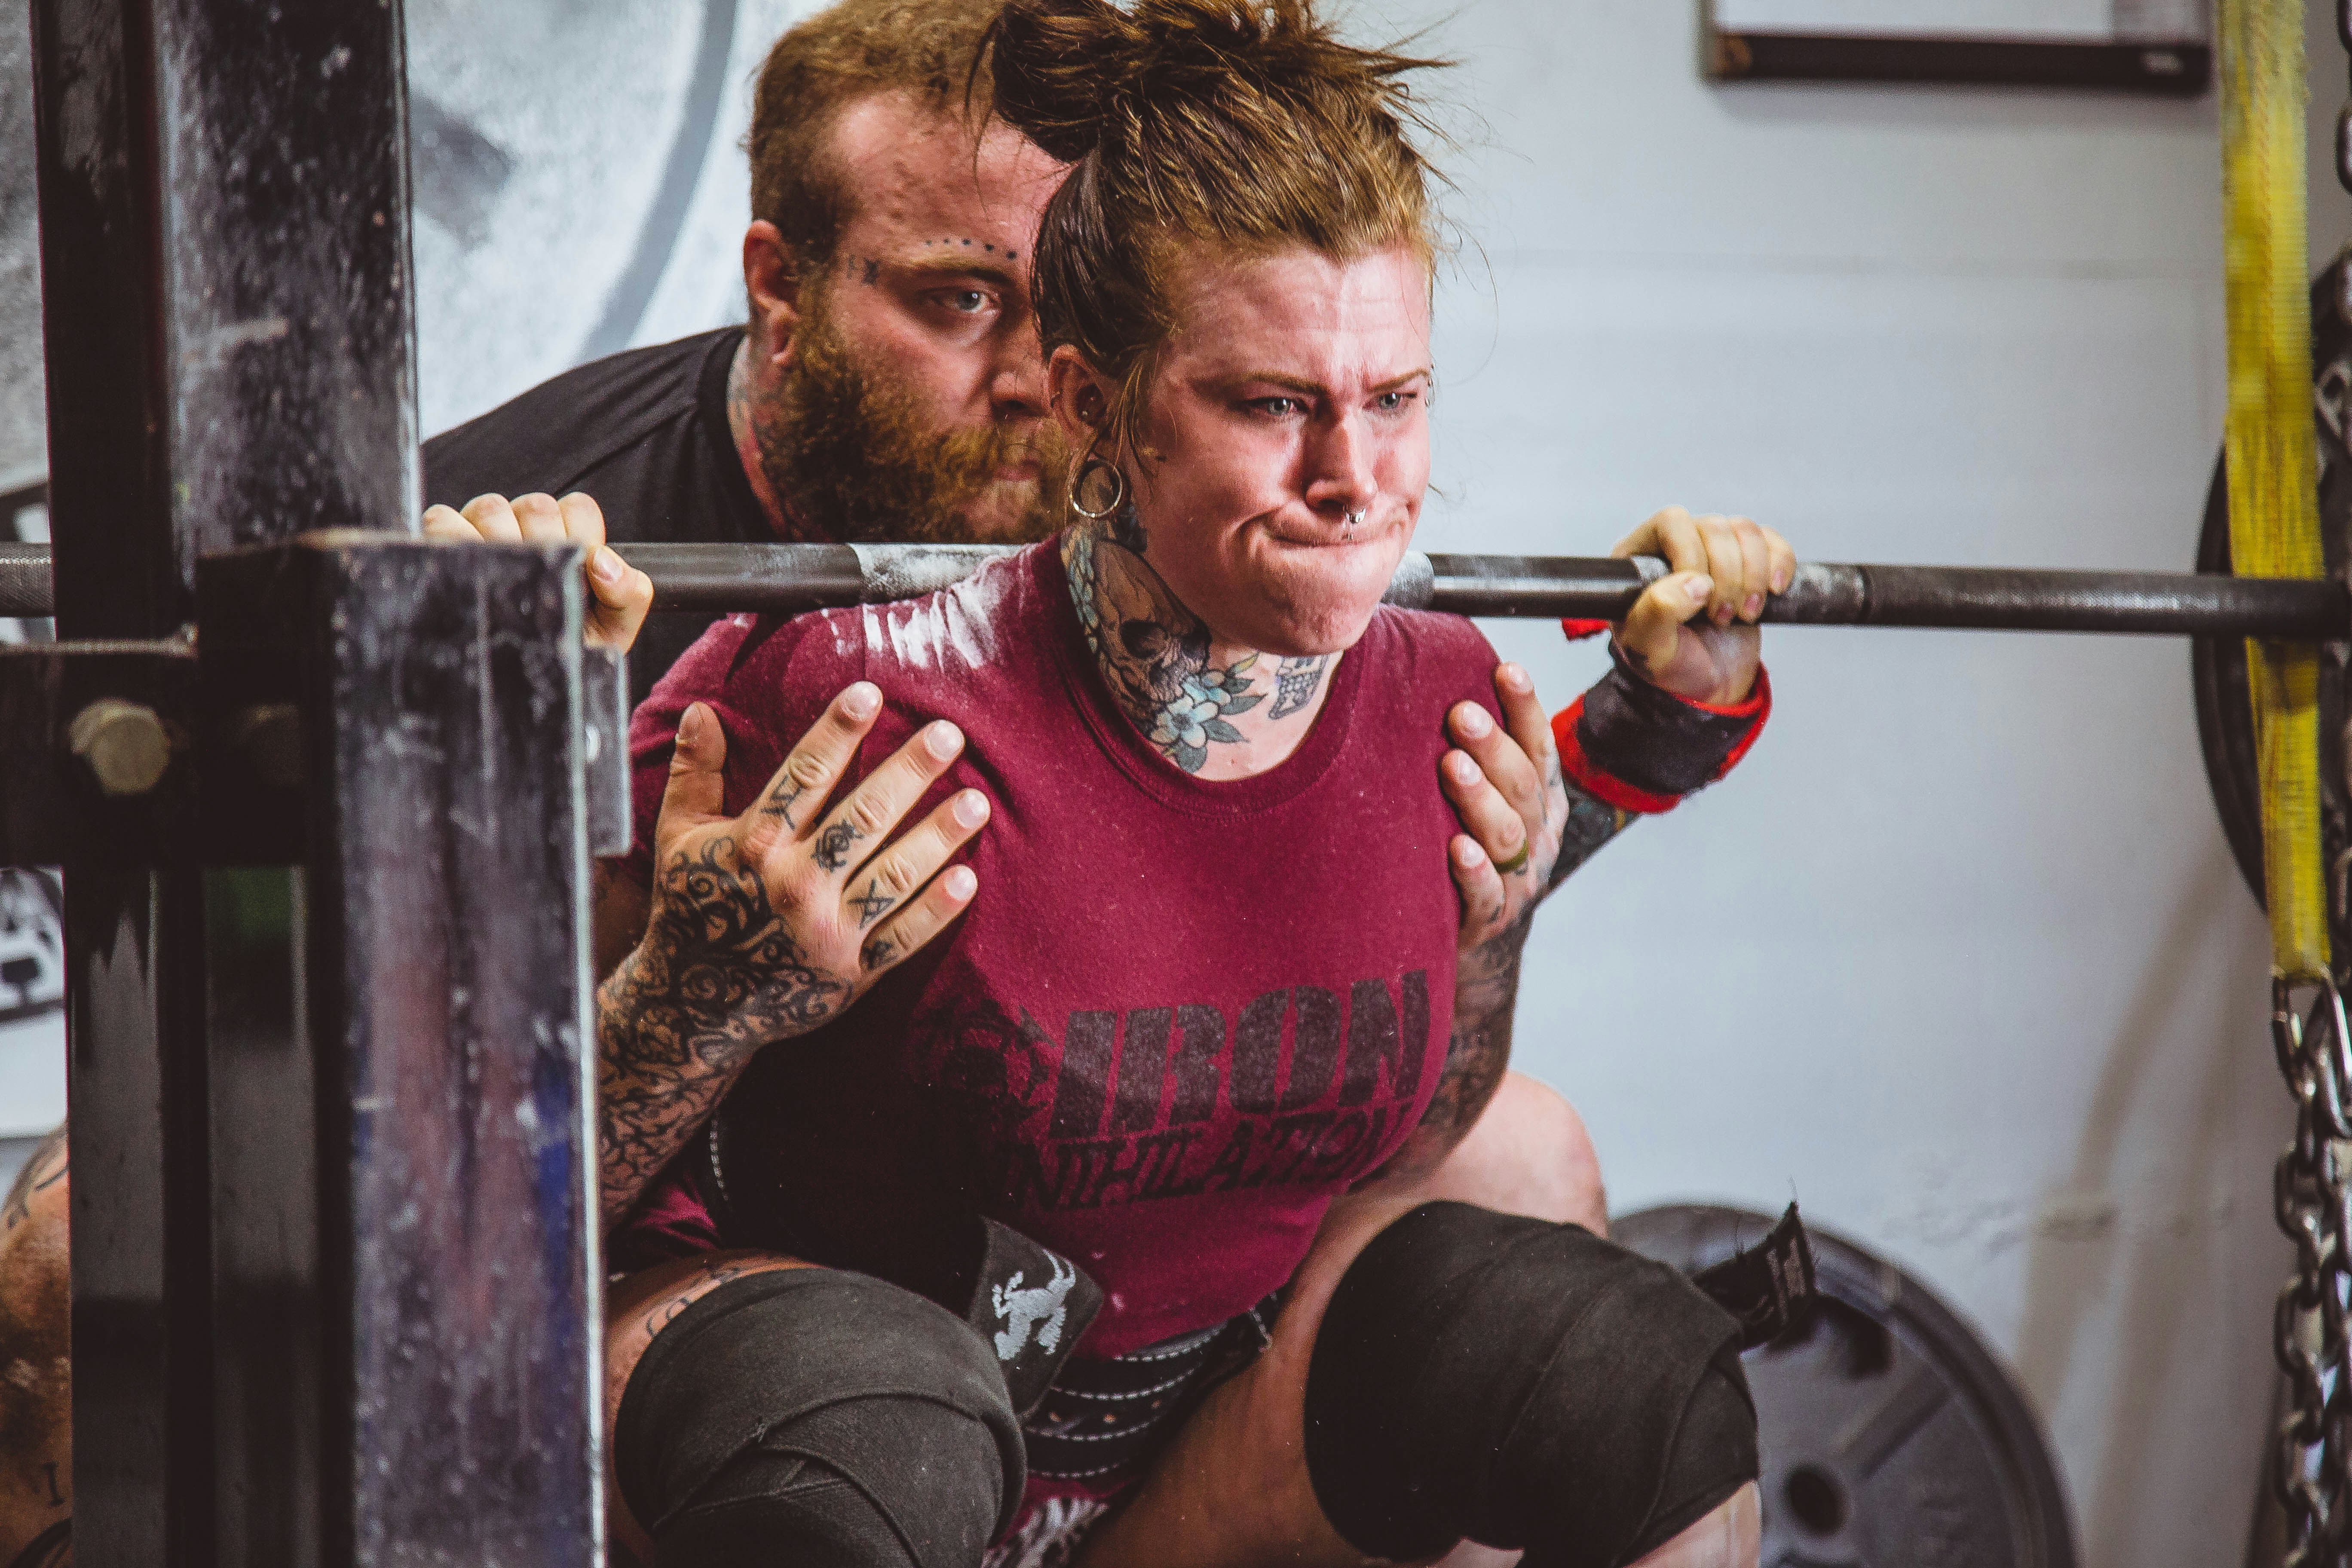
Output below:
[1611,505,1792,706]
[593,683,991,1222]
[625,685,989,1037]
[422,490,655,652]
[1442,662,1567,955]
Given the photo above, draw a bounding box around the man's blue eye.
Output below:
[1257,397,1303,416]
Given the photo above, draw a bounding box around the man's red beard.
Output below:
[761,288,1069,545]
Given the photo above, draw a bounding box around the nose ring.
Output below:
[1344,508,1367,533]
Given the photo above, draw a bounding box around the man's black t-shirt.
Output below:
[422,327,774,705]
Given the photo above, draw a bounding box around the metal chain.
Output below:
[2339,0,2352,197]
[2276,8,2352,1554]
[2272,976,2352,1562]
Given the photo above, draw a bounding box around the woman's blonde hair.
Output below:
[981,0,1447,461]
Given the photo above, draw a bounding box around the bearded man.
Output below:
[421,0,1073,712]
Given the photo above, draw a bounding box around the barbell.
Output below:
[3,539,2343,639]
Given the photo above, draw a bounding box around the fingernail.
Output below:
[1685,576,1713,606]
[1773,567,1792,593]
[679,702,705,744]
[589,545,624,585]
[927,721,964,760]
[1500,663,1531,692]
[944,865,977,900]
[844,683,881,719]
[1742,594,1762,620]
[1448,752,1480,784]
[1455,704,1491,738]
[1455,838,1486,868]
[953,789,989,827]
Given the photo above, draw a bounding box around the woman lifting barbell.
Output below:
[580,2,1793,1565]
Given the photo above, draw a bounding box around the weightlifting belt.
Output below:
[1022,1289,1284,1482]
[703,1116,1104,1415]
[704,1111,1277,1478]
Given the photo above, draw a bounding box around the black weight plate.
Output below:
[2193,256,2352,910]
[1614,1204,2077,1568]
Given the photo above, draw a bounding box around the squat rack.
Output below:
[7,0,2347,1565]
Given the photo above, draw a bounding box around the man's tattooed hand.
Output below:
[812,819,864,871]
[594,688,989,1225]
[848,877,895,928]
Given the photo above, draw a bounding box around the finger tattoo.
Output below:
[760,780,806,828]
[849,877,895,928]
[861,934,897,972]
[812,819,864,871]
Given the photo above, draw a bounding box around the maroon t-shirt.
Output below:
[619,543,1500,1356]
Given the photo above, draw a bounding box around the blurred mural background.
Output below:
[6,1,2345,1561]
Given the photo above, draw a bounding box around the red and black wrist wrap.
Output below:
[1552,640,1770,815]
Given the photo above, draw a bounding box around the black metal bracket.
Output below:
[0,637,197,867]
[0,544,632,869]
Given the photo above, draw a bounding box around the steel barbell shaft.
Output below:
[0,545,46,621]
[3,539,2346,637]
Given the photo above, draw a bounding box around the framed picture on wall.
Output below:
[1702,1,2210,94]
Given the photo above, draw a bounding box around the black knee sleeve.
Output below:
[1304,1202,1758,1568]
[615,1270,1025,1568]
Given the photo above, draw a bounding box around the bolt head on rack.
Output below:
[69,698,169,797]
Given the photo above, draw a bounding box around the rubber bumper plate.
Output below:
[1614,1204,2077,1568]
[2195,251,2352,909]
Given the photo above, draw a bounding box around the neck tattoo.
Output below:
[1062,508,1335,775]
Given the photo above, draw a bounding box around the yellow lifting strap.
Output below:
[2220,0,2331,982]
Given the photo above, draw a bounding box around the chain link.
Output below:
[2272,976,2352,1562]
[2338,0,2352,196]
[2248,5,2352,1555]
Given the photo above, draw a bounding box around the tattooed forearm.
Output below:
[1548,771,1634,895]
[1365,912,1530,1186]
[595,838,851,1226]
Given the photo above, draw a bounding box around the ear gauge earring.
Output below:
[1070,456,1128,522]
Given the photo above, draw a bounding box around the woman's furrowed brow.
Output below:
[1215,366,1430,395]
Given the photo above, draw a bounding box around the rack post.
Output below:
[24,0,603,1560]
